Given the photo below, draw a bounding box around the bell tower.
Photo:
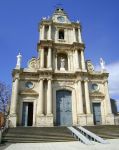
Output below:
[37,7,86,72]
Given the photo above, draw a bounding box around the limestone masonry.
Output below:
[9,8,114,127]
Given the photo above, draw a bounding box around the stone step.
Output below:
[83,125,119,139]
[2,127,77,143]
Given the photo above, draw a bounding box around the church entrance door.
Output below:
[93,103,101,125]
[22,102,33,126]
[56,90,72,126]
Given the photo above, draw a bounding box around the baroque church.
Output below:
[9,8,114,127]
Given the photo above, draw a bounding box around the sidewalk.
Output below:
[2,139,119,150]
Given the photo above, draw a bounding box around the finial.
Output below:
[16,52,22,69]
[76,20,80,23]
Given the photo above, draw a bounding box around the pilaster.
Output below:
[81,50,86,70]
[78,28,82,43]
[48,47,52,69]
[73,28,76,42]
[37,79,44,115]
[9,76,19,127]
[47,79,53,115]
[75,50,79,69]
[104,81,114,124]
[48,25,52,40]
[40,48,44,68]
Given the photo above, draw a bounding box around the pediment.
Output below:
[89,92,105,98]
[19,89,39,96]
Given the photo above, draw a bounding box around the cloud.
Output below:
[106,61,119,99]
[95,61,119,99]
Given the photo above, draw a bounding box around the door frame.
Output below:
[92,102,102,125]
[53,86,77,126]
[56,90,72,126]
[19,99,37,126]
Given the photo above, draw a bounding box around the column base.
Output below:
[77,114,87,126]
[9,114,17,127]
[105,113,114,125]
[36,115,53,127]
[86,114,94,125]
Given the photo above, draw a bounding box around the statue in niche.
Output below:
[100,57,105,70]
[60,57,65,71]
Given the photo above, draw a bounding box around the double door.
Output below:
[56,90,72,126]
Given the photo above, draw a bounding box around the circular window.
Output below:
[91,83,99,92]
[25,82,33,89]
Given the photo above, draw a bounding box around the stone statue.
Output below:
[86,60,94,73]
[60,57,65,71]
[16,52,22,69]
[100,57,105,70]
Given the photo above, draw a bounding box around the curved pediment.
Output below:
[89,92,105,98]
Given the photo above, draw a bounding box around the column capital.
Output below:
[47,78,52,81]
[84,78,89,82]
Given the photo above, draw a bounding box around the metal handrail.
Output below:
[77,126,109,144]
[68,127,92,145]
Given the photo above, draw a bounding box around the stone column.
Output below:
[37,79,44,115]
[55,28,58,42]
[48,47,52,68]
[84,80,91,114]
[10,77,19,115]
[55,54,58,70]
[48,25,52,40]
[40,48,44,68]
[75,50,79,69]
[81,50,86,70]
[47,79,52,115]
[73,28,76,42]
[9,76,19,127]
[78,28,82,43]
[104,81,112,114]
[42,25,45,40]
[77,80,83,114]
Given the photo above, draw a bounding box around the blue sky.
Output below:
[0,0,119,99]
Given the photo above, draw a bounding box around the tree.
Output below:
[0,81,11,116]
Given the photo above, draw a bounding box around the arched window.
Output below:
[59,29,64,39]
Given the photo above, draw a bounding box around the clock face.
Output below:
[25,82,33,89]
[57,16,65,22]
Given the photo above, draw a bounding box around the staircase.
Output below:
[2,127,77,143]
[84,125,119,139]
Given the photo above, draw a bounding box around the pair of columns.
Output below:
[41,25,51,40]
[40,47,52,69]
[75,49,86,70]
[37,79,52,116]
[10,77,19,115]
[73,27,82,43]
[77,80,91,114]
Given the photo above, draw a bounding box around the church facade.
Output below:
[9,8,114,127]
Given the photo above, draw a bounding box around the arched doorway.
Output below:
[56,90,72,126]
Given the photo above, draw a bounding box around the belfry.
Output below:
[9,8,114,127]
